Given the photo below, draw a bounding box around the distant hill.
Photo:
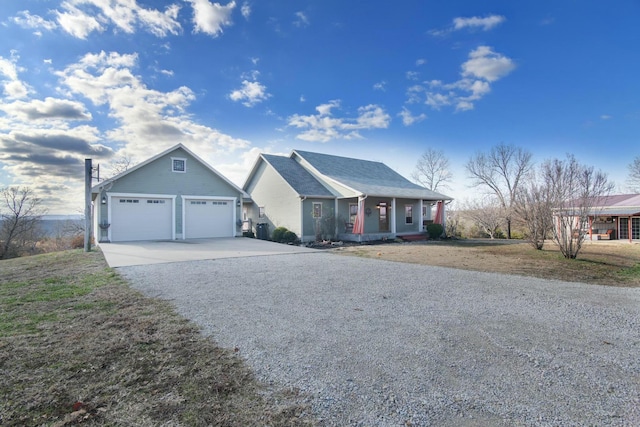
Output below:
[0,215,84,237]
[40,217,84,237]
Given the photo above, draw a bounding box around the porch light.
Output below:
[101,196,106,204]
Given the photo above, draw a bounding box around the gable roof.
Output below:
[261,154,334,197]
[91,143,247,197]
[292,150,452,200]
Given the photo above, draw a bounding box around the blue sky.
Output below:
[0,1,638,213]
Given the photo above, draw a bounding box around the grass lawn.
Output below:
[334,239,640,287]
[0,250,313,426]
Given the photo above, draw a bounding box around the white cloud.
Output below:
[187,0,235,37]
[462,46,516,82]
[137,4,182,37]
[399,107,426,126]
[241,2,251,20]
[56,50,250,159]
[0,55,30,99]
[373,81,386,91]
[12,10,58,31]
[453,15,505,31]
[55,3,104,39]
[429,14,505,37]
[293,11,309,28]
[299,95,306,102]
[229,80,270,107]
[408,46,514,112]
[600,114,612,120]
[415,58,427,66]
[406,71,420,81]
[287,100,390,142]
[53,0,182,39]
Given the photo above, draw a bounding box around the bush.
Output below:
[426,223,444,239]
[272,227,298,244]
[282,230,298,243]
[70,234,85,249]
[272,227,288,242]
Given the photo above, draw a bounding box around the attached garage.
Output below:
[110,195,174,242]
[184,197,235,239]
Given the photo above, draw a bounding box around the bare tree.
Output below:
[543,155,613,259]
[1,187,47,259]
[444,202,461,238]
[465,144,534,239]
[514,173,555,250]
[462,197,505,239]
[411,148,453,191]
[628,156,640,192]
[106,154,133,179]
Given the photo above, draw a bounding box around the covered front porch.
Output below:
[587,214,640,243]
[336,195,447,242]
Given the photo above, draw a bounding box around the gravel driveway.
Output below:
[119,252,640,426]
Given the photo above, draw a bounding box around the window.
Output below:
[147,199,166,204]
[313,202,322,218]
[259,206,265,218]
[405,205,413,224]
[119,199,139,204]
[172,157,186,173]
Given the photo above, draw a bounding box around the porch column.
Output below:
[630,217,633,244]
[441,201,446,232]
[588,216,593,240]
[391,198,396,234]
[419,200,424,232]
[334,198,339,237]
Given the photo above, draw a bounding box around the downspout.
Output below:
[300,196,307,243]
[334,197,339,238]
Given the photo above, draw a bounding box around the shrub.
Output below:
[426,223,444,239]
[282,230,298,243]
[70,234,86,249]
[272,227,288,243]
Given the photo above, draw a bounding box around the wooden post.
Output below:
[84,159,92,252]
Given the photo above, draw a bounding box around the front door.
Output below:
[379,202,389,232]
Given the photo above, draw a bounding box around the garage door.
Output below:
[184,199,234,239]
[111,197,173,242]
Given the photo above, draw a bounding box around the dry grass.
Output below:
[334,239,640,287]
[0,250,314,426]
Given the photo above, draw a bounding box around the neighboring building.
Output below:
[583,194,640,242]
[242,150,452,242]
[91,144,246,243]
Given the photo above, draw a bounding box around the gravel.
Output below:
[119,252,640,426]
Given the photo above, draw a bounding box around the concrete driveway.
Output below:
[99,237,316,267]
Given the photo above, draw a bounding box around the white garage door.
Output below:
[111,197,173,242]
[185,199,234,239]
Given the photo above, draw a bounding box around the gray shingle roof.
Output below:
[294,150,452,200]
[262,154,334,197]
